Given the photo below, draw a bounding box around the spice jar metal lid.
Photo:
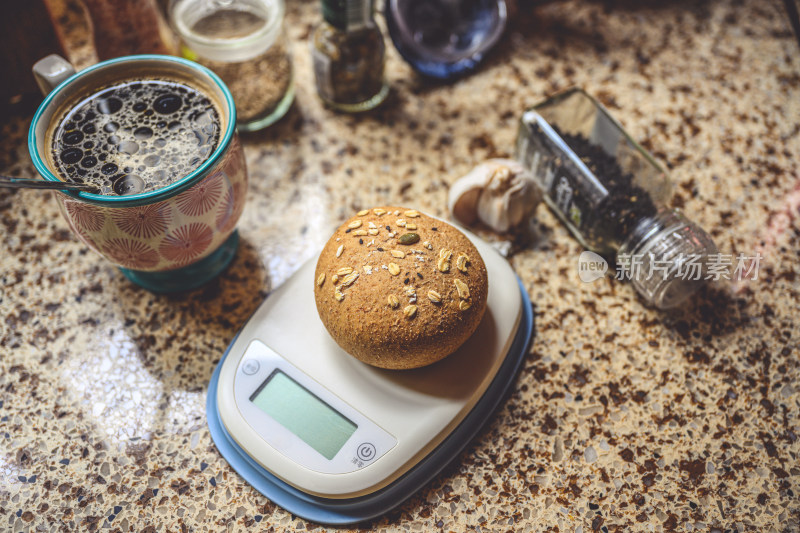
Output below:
[617,208,718,309]
[384,0,507,80]
[321,0,375,32]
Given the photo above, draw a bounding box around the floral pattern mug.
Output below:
[29,55,248,292]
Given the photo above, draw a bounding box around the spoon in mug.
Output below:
[0,175,100,193]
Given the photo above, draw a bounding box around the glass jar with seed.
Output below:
[170,0,294,132]
[516,88,718,309]
[311,0,389,112]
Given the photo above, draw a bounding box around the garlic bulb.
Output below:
[448,159,542,233]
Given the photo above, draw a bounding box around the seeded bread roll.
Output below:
[314,207,488,369]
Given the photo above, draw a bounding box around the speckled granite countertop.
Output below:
[2,0,799,531]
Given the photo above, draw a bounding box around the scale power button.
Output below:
[356,443,376,462]
[242,359,260,375]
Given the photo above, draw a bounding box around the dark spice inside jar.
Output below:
[555,129,658,251]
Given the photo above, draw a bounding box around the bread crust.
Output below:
[314,207,488,369]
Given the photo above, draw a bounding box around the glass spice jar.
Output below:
[311,0,389,112]
[170,0,294,132]
[515,88,718,309]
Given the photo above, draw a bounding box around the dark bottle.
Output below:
[311,0,389,112]
[516,88,718,309]
[82,0,177,60]
[1,0,66,112]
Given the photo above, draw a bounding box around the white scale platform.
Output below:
[207,226,534,525]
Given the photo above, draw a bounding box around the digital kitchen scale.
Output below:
[207,228,534,525]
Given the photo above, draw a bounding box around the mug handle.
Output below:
[32,54,76,96]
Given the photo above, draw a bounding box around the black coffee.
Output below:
[51,79,221,195]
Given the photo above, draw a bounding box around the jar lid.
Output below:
[384,0,507,80]
[617,208,718,309]
[171,0,285,63]
[321,0,374,32]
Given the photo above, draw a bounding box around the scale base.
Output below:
[207,277,533,526]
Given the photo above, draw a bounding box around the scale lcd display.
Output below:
[250,370,357,460]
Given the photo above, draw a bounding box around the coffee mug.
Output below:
[29,54,248,293]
